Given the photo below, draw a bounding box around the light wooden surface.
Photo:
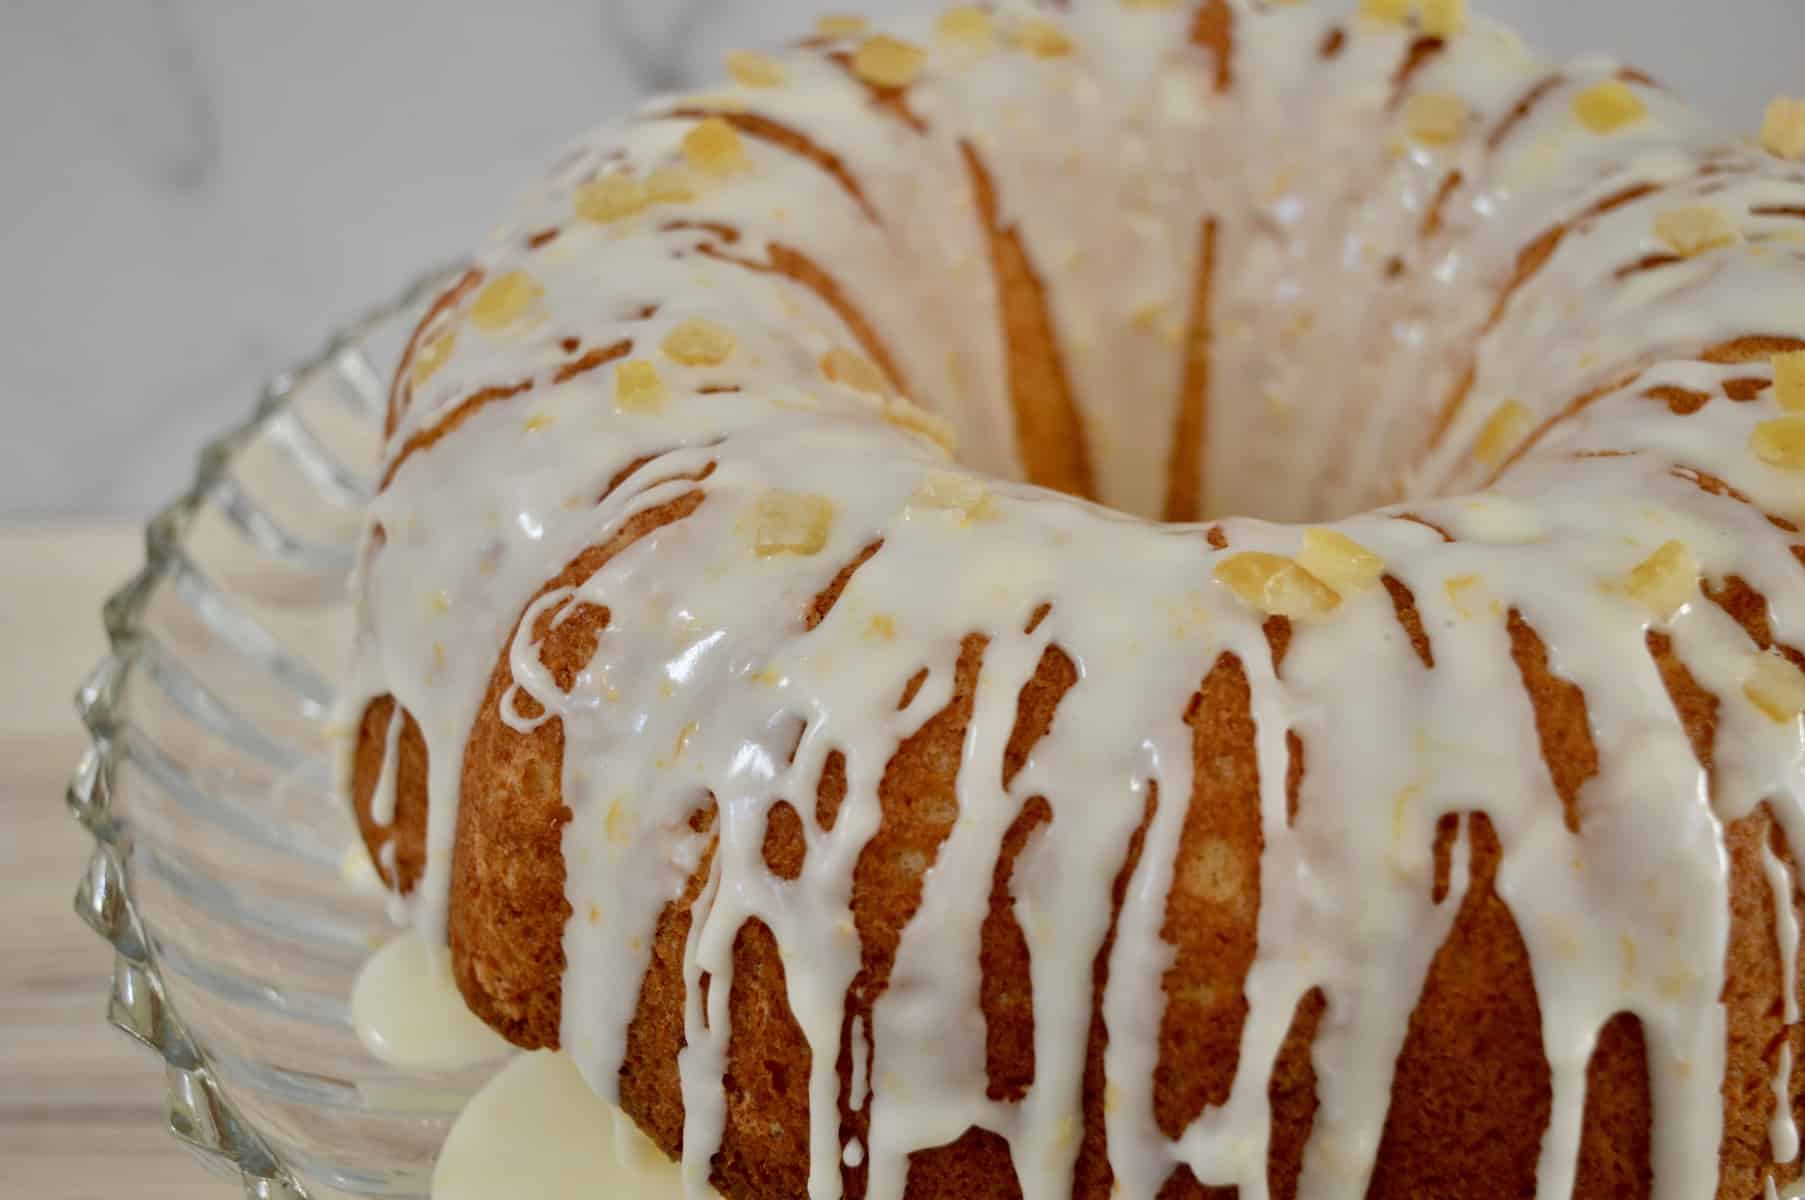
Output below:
[1,524,230,1198]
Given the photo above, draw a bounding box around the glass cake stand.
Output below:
[67,266,500,1200]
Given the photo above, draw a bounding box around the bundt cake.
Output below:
[342,0,1805,1194]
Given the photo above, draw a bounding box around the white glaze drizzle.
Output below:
[1767,838,1803,1166]
[369,696,404,827]
[1777,1043,1801,1166]
[338,2,1805,1197]
[1768,839,1801,1026]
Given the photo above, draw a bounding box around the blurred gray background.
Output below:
[2,0,1799,518]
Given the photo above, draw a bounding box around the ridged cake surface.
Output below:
[345,2,1805,1195]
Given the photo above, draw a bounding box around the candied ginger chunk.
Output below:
[1573,80,1646,134]
[1654,206,1741,257]
[662,317,737,366]
[1623,540,1697,621]
[469,271,543,331]
[1474,399,1532,466]
[1421,0,1467,37]
[884,400,957,455]
[821,348,890,395]
[726,50,787,89]
[1015,16,1074,58]
[1762,96,1805,160]
[409,329,457,388]
[1745,651,1805,723]
[1403,91,1468,146]
[575,175,648,224]
[816,14,869,38]
[615,359,668,412]
[744,491,836,557]
[683,118,750,177]
[1298,529,1384,593]
[1774,350,1805,413]
[1358,0,1410,25]
[1752,416,1805,469]
[1214,552,1341,619]
[939,5,996,48]
[854,35,927,89]
[909,469,996,524]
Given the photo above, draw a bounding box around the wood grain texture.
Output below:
[0,524,228,1198]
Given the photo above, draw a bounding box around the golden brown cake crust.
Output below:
[350,695,428,894]
[450,487,709,1048]
[347,5,1805,1195]
[356,508,1805,1197]
[349,221,1805,1200]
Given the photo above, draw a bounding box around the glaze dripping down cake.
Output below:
[343,1,1805,1195]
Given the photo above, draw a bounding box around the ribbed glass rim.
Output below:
[66,265,463,1200]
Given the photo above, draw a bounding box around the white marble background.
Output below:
[2,0,1799,517]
